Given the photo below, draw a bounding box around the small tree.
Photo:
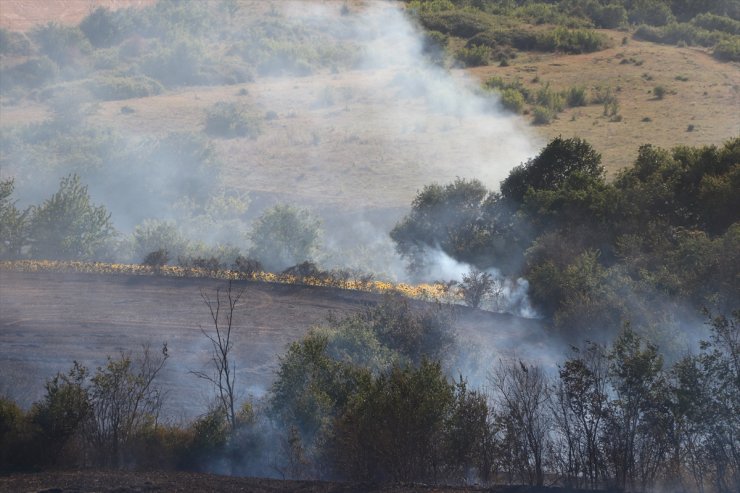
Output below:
[87,343,169,467]
[249,204,321,272]
[460,267,494,309]
[192,282,245,430]
[0,178,29,259]
[29,174,115,260]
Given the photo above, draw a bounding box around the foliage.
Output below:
[500,137,604,205]
[0,178,29,259]
[455,45,491,67]
[333,360,454,482]
[132,220,188,264]
[29,174,115,260]
[459,267,494,308]
[249,204,322,272]
[204,101,261,139]
[535,27,610,54]
[30,22,91,67]
[89,75,164,101]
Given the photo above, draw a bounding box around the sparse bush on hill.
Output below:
[454,45,491,67]
[30,22,91,68]
[713,36,740,60]
[0,56,58,92]
[204,101,261,139]
[79,6,127,48]
[89,75,164,101]
[535,27,610,54]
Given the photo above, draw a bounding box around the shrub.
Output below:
[565,85,588,107]
[79,6,127,48]
[139,38,207,87]
[653,85,666,99]
[713,37,740,61]
[249,204,322,272]
[691,13,740,35]
[536,27,610,54]
[536,84,565,112]
[499,88,526,114]
[460,268,494,309]
[588,3,627,29]
[232,255,263,277]
[628,1,675,26]
[30,22,91,67]
[532,105,555,125]
[0,28,31,56]
[132,220,188,263]
[143,249,169,267]
[0,57,58,91]
[418,10,493,38]
[89,75,164,101]
[455,45,491,67]
[204,101,261,139]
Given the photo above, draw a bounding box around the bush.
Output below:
[628,1,675,26]
[89,75,164,101]
[691,13,740,35]
[499,88,526,114]
[588,3,627,29]
[30,22,91,67]
[139,39,207,87]
[653,85,667,99]
[1,57,58,92]
[204,102,261,139]
[455,45,491,67]
[714,37,740,61]
[532,105,555,125]
[535,27,610,54]
[536,84,565,112]
[565,85,588,107]
[249,204,322,272]
[418,10,493,38]
[0,28,31,56]
[132,220,188,264]
[143,249,169,267]
[79,6,127,48]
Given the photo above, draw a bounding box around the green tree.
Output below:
[30,362,91,466]
[0,178,29,259]
[605,326,671,491]
[390,178,501,272]
[249,204,321,272]
[29,174,115,260]
[500,137,604,205]
[333,360,454,482]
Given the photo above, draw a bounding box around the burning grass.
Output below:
[0,259,452,302]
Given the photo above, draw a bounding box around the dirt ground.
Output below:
[0,469,595,493]
[0,270,551,420]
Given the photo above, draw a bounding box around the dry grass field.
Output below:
[1,1,737,210]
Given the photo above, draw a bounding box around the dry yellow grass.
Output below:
[470,30,740,176]
[1,2,737,206]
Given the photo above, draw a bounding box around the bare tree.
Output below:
[490,360,552,486]
[551,342,609,489]
[191,281,245,429]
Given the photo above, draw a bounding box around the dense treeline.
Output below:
[406,0,740,63]
[391,137,739,342]
[1,295,737,492]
